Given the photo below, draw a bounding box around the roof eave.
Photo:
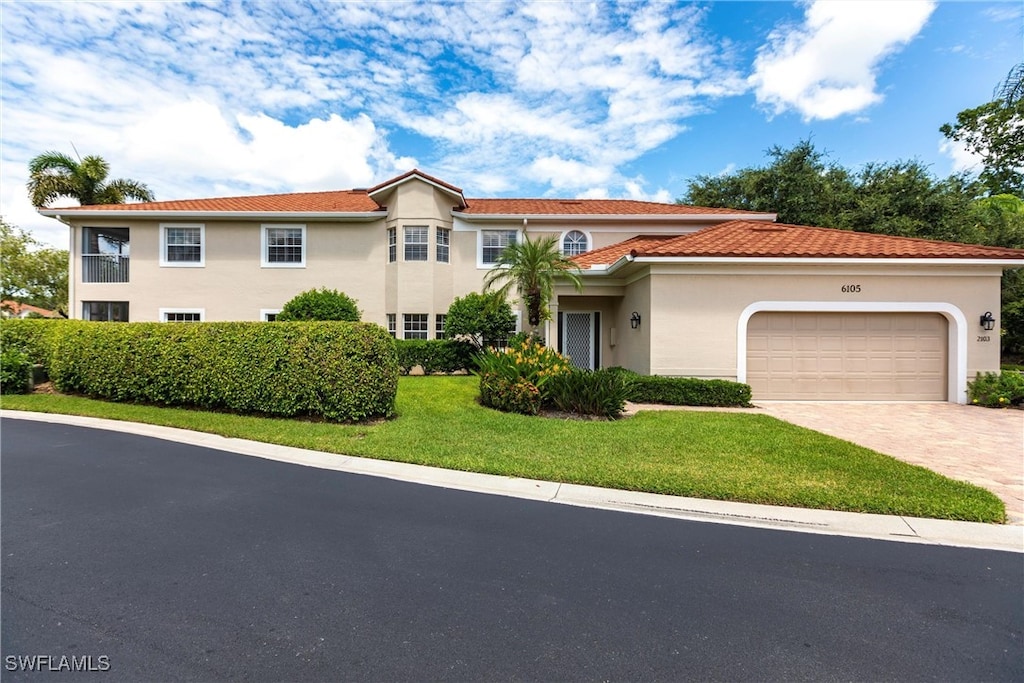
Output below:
[38,209,389,222]
[452,212,777,222]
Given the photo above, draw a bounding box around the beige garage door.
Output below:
[746,312,947,400]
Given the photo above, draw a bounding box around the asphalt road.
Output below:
[2,418,1021,682]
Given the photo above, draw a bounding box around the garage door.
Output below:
[746,312,947,400]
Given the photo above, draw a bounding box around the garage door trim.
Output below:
[737,301,967,403]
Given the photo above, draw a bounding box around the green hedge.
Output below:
[0,318,70,366]
[48,321,398,422]
[395,339,475,374]
[607,369,752,407]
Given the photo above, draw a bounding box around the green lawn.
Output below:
[0,376,1005,522]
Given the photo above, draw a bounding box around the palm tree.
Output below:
[27,151,154,207]
[483,233,584,328]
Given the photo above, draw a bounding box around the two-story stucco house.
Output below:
[39,169,1024,403]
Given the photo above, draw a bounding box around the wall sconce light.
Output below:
[630,311,641,329]
[979,311,995,331]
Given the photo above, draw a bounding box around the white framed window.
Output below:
[262,224,306,267]
[260,309,281,322]
[160,223,205,266]
[435,314,447,339]
[387,228,397,263]
[160,308,204,322]
[404,313,428,340]
[480,229,518,266]
[404,226,428,261]
[387,313,396,338]
[562,230,589,256]
[436,227,450,263]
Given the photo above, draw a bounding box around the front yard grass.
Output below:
[0,376,1005,523]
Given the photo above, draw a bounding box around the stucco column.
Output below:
[547,298,559,350]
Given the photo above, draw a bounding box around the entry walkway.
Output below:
[759,402,1024,525]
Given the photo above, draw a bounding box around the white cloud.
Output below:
[939,137,982,174]
[750,0,936,121]
[0,1,745,246]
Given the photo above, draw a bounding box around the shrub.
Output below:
[475,336,573,414]
[545,368,629,418]
[0,346,31,394]
[48,321,397,422]
[395,339,476,374]
[445,292,516,349]
[276,288,360,321]
[626,374,752,407]
[968,370,1024,408]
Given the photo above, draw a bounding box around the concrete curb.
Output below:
[4,410,1022,553]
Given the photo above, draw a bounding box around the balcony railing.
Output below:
[82,254,129,283]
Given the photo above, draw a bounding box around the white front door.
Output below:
[562,312,595,370]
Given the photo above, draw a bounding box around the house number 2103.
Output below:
[841,284,862,293]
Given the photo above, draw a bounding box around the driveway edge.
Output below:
[4,409,1021,553]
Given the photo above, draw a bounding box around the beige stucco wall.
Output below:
[642,263,1005,391]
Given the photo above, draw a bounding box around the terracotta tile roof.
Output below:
[571,235,677,268]
[1,301,60,317]
[47,189,383,213]
[459,198,768,216]
[574,220,1024,268]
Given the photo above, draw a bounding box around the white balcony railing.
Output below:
[82,254,129,283]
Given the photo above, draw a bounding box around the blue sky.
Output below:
[1,0,1021,248]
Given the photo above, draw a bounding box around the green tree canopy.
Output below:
[27,151,155,207]
[0,218,68,314]
[482,233,583,328]
[444,291,517,349]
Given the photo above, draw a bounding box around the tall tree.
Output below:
[483,234,583,328]
[940,63,1024,196]
[0,218,68,314]
[682,140,854,228]
[27,151,154,207]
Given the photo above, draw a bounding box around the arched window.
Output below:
[562,230,589,256]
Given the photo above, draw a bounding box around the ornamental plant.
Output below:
[967,370,1024,408]
[475,336,573,415]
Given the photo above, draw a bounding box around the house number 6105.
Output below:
[841,284,861,293]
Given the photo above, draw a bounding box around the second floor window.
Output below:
[562,230,588,256]
[263,225,305,267]
[405,226,428,261]
[436,228,450,263]
[482,230,517,265]
[162,225,204,266]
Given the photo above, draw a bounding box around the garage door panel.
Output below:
[747,312,947,400]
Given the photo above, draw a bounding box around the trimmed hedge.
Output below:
[395,339,475,375]
[0,318,69,366]
[48,321,397,422]
[607,368,752,407]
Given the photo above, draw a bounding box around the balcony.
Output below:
[82,254,129,283]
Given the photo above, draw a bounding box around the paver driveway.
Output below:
[759,403,1024,525]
